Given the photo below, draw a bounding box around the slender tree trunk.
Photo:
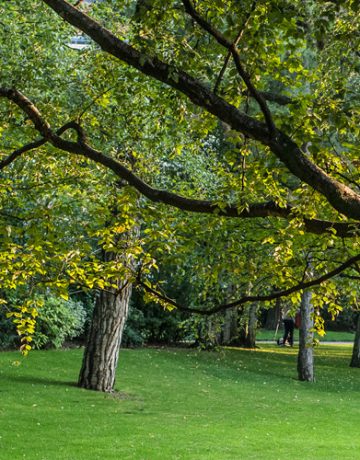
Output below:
[222,307,238,345]
[350,313,360,368]
[78,279,132,392]
[238,303,257,348]
[248,303,257,347]
[208,317,220,349]
[264,298,282,330]
[297,290,315,382]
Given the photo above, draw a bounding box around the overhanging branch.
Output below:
[0,138,46,170]
[0,87,358,238]
[137,253,360,315]
[40,0,360,220]
[0,119,88,169]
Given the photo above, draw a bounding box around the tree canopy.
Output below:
[0,0,359,347]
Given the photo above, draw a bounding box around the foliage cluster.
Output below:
[32,296,88,349]
[0,0,359,349]
[0,295,90,350]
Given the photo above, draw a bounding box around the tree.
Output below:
[1,0,360,388]
[350,313,360,368]
[297,289,315,381]
[78,249,133,391]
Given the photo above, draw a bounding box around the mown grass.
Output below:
[1,344,359,460]
[256,328,355,342]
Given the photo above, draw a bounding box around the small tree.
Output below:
[350,313,360,368]
[297,290,315,382]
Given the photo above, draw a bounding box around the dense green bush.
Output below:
[122,307,147,347]
[122,293,188,347]
[324,307,357,331]
[0,312,19,350]
[33,296,87,349]
[180,315,222,350]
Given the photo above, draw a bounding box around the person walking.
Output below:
[282,307,295,346]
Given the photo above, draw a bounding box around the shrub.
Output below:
[33,296,87,349]
[180,315,221,350]
[0,312,19,350]
[122,307,146,347]
[122,297,187,348]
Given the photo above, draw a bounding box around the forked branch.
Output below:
[182,0,275,137]
[214,0,257,94]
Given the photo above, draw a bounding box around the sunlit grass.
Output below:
[256,328,355,342]
[1,344,359,459]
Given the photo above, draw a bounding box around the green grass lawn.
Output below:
[1,344,359,460]
[256,328,355,342]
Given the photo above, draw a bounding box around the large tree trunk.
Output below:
[297,290,315,382]
[78,191,139,392]
[78,280,132,392]
[78,239,134,393]
[350,313,360,368]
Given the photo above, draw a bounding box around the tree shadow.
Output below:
[2,373,78,389]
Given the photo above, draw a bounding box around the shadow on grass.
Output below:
[2,373,78,389]
[164,347,299,384]
[177,345,357,390]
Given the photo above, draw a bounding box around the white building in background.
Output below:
[68,35,91,50]
[68,0,106,49]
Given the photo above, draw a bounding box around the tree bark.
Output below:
[222,307,238,344]
[297,290,315,382]
[78,240,134,393]
[237,303,257,348]
[350,313,360,368]
[78,279,132,392]
[264,298,282,330]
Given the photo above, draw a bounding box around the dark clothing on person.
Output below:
[283,319,294,346]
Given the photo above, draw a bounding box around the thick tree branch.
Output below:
[0,88,52,138]
[39,0,360,220]
[335,171,360,192]
[137,253,360,315]
[0,87,358,238]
